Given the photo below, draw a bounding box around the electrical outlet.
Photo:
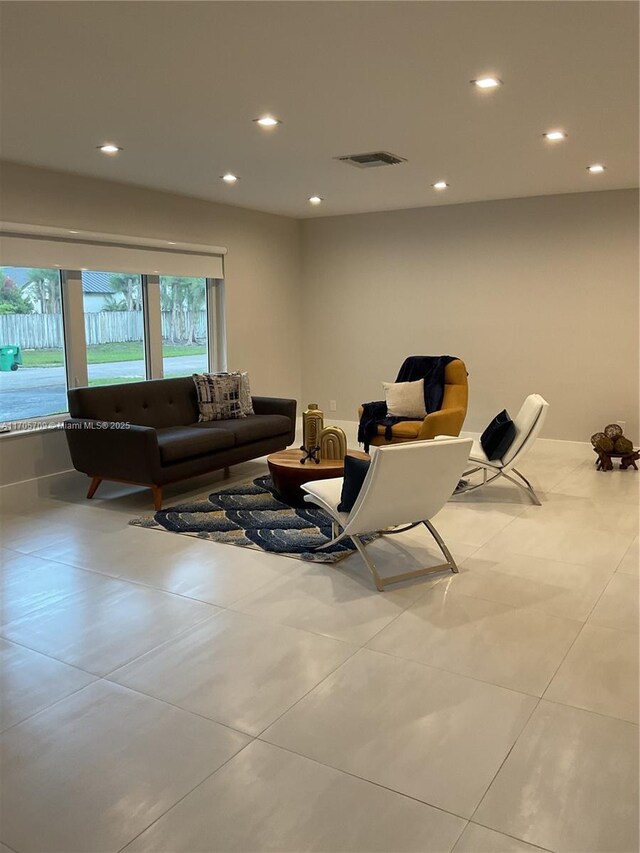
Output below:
[329,400,337,411]
[617,420,626,433]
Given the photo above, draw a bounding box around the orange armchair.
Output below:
[359,358,468,447]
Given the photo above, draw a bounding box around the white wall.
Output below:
[0,161,302,487]
[301,189,639,442]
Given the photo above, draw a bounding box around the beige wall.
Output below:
[301,189,639,442]
[0,161,302,487]
[0,163,637,488]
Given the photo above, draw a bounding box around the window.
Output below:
[160,276,208,376]
[0,227,226,427]
[81,271,146,386]
[0,266,67,421]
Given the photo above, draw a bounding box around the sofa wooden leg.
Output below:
[151,485,163,511]
[86,477,102,499]
[224,466,231,477]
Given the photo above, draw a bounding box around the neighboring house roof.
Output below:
[81,272,117,294]
[1,267,127,296]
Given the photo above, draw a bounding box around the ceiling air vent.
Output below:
[335,151,407,168]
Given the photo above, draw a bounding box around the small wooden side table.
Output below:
[267,448,370,506]
[594,448,640,471]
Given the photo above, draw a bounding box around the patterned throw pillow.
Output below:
[192,373,245,422]
[235,371,254,416]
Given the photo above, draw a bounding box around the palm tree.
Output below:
[21,268,61,314]
[108,273,141,311]
[160,277,205,344]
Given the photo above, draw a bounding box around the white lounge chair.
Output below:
[301,437,472,591]
[455,393,549,505]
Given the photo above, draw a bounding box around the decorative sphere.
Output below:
[591,433,614,452]
[614,436,633,454]
[591,432,606,447]
[604,423,623,440]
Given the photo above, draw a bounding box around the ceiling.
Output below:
[0,1,637,219]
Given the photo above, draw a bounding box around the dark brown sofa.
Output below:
[64,377,296,509]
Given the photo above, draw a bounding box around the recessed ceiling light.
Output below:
[543,130,567,141]
[167,241,176,245]
[254,116,282,127]
[98,143,122,155]
[68,230,79,234]
[587,164,606,173]
[221,173,239,184]
[308,196,323,205]
[471,77,502,89]
[432,181,449,190]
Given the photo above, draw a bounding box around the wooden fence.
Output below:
[0,310,207,349]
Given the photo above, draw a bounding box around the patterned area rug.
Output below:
[130,475,366,563]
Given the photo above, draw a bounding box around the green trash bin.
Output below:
[0,345,22,371]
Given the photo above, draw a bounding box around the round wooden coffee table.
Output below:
[267,448,370,507]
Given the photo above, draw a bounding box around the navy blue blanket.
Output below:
[358,355,457,451]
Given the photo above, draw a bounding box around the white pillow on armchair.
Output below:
[382,378,426,418]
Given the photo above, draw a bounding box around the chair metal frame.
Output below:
[303,438,471,592]
[454,394,549,506]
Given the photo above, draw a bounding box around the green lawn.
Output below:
[88,377,143,386]
[21,343,206,368]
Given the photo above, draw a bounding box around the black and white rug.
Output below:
[130,475,365,563]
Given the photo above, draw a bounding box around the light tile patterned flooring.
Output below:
[0,439,638,853]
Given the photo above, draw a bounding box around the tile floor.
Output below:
[0,439,638,853]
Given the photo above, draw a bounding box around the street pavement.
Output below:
[0,354,207,422]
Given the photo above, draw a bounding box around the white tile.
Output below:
[368,581,580,696]
[479,493,636,572]
[263,648,537,818]
[545,624,638,723]
[110,610,354,735]
[474,701,639,853]
[453,823,548,853]
[0,680,249,853]
[125,739,466,853]
[552,459,640,505]
[431,499,528,548]
[2,572,218,676]
[0,547,105,626]
[232,556,431,646]
[617,537,639,577]
[456,549,613,622]
[107,535,298,607]
[589,573,639,633]
[0,639,95,732]
[0,512,72,553]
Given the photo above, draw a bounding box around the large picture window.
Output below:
[0,266,67,421]
[81,271,146,386]
[0,228,226,426]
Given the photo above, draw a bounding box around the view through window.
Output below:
[82,271,146,386]
[160,276,208,376]
[0,266,66,421]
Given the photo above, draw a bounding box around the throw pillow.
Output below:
[480,409,517,460]
[338,455,371,513]
[196,371,254,416]
[192,373,245,422]
[383,378,426,418]
[235,371,254,416]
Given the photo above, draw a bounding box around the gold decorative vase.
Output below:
[301,403,324,463]
[319,426,347,461]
